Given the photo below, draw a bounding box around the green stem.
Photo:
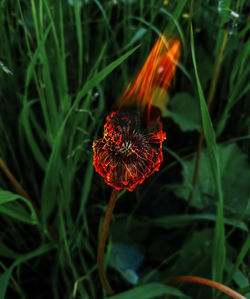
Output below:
[186,0,194,38]
[97,188,119,296]
[185,29,229,212]
[168,276,246,299]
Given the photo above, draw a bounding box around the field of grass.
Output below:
[0,0,250,298]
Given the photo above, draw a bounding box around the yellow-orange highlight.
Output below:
[116,34,180,119]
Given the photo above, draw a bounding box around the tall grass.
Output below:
[0,0,249,298]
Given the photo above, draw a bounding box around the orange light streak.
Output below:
[116,34,180,121]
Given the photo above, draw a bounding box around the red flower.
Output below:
[93,111,166,191]
[93,34,180,190]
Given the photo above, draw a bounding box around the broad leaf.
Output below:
[174,143,250,217]
[169,92,201,132]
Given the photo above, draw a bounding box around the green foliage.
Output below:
[0,244,54,299]
[168,92,201,132]
[175,143,250,216]
[0,0,249,298]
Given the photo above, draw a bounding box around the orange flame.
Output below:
[116,34,180,122]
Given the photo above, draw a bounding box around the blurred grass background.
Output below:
[0,0,249,298]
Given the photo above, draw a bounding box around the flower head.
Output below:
[93,111,166,191]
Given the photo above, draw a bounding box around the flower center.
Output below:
[118,140,134,155]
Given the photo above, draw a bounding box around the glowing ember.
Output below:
[93,111,166,191]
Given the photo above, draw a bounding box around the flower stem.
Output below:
[97,188,119,296]
[169,276,246,299]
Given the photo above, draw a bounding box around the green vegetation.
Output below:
[0,0,249,298]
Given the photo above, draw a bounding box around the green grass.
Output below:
[0,0,250,298]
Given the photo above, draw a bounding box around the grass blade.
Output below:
[190,25,225,284]
[109,283,190,299]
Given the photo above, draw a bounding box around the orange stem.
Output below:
[169,276,246,299]
[97,188,119,296]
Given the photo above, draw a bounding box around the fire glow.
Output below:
[117,34,180,121]
[93,34,180,191]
